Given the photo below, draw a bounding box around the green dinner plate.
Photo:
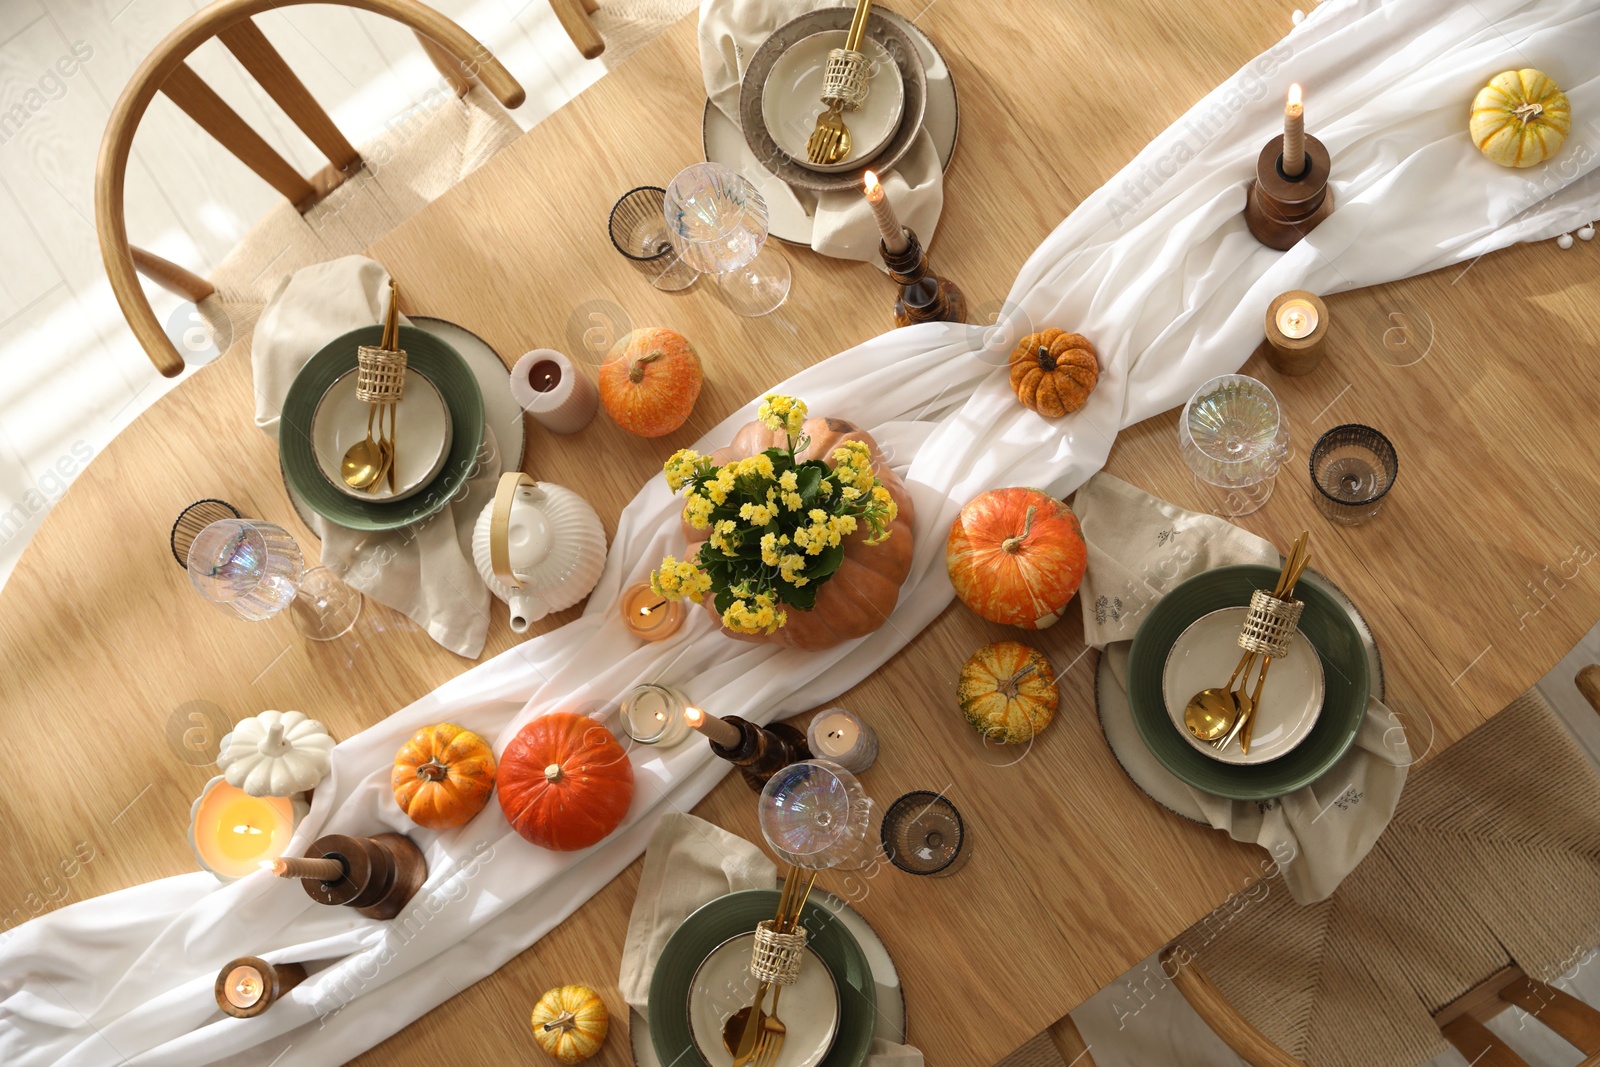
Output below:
[1126,564,1370,800]
[280,325,484,532]
[650,889,877,1067]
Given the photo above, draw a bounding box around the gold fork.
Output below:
[805,0,872,164]
[753,869,816,1067]
[731,868,801,1066]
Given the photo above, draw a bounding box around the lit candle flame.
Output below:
[863,170,882,200]
[638,599,667,616]
[232,824,264,835]
[235,975,262,999]
[1287,83,1302,115]
[685,706,704,727]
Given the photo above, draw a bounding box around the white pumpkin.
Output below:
[218,710,334,796]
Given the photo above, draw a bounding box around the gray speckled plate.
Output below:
[738,8,926,193]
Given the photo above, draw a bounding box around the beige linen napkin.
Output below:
[698,0,943,265]
[619,812,777,1013]
[1075,473,1410,904]
[251,255,496,658]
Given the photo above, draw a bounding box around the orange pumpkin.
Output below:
[598,328,702,437]
[680,416,916,650]
[1009,330,1099,417]
[946,487,1087,629]
[392,723,497,830]
[498,712,634,851]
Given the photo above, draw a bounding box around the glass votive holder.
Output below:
[621,683,691,746]
[880,790,969,877]
[1309,423,1397,526]
[608,186,699,292]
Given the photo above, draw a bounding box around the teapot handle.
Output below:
[489,472,537,589]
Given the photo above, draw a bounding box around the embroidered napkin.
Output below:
[1075,473,1411,904]
[698,0,943,266]
[251,255,496,658]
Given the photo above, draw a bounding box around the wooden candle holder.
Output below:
[882,229,968,328]
[1258,290,1329,376]
[707,717,813,792]
[288,833,428,921]
[214,956,307,1018]
[1244,134,1334,251]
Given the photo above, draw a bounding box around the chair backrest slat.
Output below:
[414,30,474,98]
[218,18,361,174]
[160,61,318,207]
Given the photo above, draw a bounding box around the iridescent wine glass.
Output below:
[663,162,791,317]
[1178,374,1293,516]
[186,519,361,640]
[758,759,875,870]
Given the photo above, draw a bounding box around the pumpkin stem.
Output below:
[1513,101,1545,124]
[1000,506,1038,554]
[417,758,450,783]
[259,721,288,756]
[542,1009,577,1033]
[1037,343,1057,372]
[544,763,564,783]
[1000,661,1039,700]
[628,350,663,383]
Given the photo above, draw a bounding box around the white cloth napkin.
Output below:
[619,814,924,1064]
[618,812,776,1013]
[5,1,1599,1063]
[250,255,496,658]
[698,0,944,265]
[1076,474,1409,904]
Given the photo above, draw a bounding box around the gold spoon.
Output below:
[340,402,386,489]
[1183,647,1255,741]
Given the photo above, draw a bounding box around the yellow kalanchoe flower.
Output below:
[721,593,786,635]
[663,449,701,492]
[682,492,714,530]
[739,502,774,526]
[760,532,781,566]
[779,553,809,586]
[650,556,712,603]
[757,394,807,437]
[709,519,739,555]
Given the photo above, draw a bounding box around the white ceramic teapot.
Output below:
[472,473,607,632]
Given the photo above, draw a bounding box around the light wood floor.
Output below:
[0,0,614,589]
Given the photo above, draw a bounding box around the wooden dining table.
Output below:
[4,0,1599,1064]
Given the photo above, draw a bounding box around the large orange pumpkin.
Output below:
[946,488,1086,629]
[680,416,916,650]
[598,328,702,437]
[392,723,497,830]
[498,712,634,851]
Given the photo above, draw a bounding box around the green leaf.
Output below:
[796,464,825,511]
[805,542,846,584]
[781,581,819,611]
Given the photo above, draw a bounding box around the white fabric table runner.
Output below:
[4,1,1598,1063]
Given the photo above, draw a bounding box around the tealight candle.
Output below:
[863,171,909,254]
[621,582,685,641]
[1283,84,1306,178]
[188,776,301,881]
[215,956,307,1018]
[621,684,692,746]
[1261,290,1329,376]
[806,707,878,774]
[510,349,598,435]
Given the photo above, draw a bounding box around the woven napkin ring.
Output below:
[822,48,870,110]
[1237,589,1304,658]
[749,919,807,985]
[356,345,407,404]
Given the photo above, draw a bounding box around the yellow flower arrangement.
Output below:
[650,394,898,635]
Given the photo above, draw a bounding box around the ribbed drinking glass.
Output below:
[186,519,303,621]
[1178,374,1292,516]
[758,759,874,870]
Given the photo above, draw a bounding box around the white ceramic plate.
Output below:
[310,366,451,502]
[704,7,958,246]
[687,933,840,1067]
[1161,606,1325,766]
[762,31,903,173]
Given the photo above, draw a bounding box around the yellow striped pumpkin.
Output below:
[1470,69,1570,168]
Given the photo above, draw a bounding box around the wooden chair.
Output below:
[95,0,604,378]
[1153,668,1600,1067]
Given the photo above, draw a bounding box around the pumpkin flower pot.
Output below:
[652,395,916,651]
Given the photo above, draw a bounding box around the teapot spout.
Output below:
[506,590,551,634]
